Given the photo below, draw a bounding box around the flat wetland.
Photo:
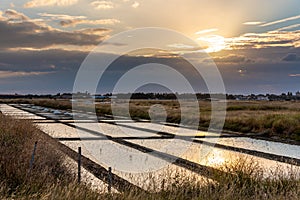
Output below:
[3,98,300,143]
[0,99,300,199]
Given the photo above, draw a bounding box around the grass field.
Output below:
[1,98,300,142]
[0,114,299,199]
[0,114,102,199]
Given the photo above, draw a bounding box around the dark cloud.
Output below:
[254,40,294,45]
[204,54,253,64]
[0,48,87,94]
[74,28,110,35]
[59,19,79,27]
[1,9,300,94]
[0,49,87,72]
[1,46,300,94]
[208,47,300,94]
[212,47,300,64]
[0,9,107,49]
[0,47,210,94]
[5,9,29,21]
[282,53,300,62]
[213,54,246,63]
[0,21,104,49]
[219,62,300,94]
[228,31,300,49]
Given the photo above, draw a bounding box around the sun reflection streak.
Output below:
[205,149,226,166]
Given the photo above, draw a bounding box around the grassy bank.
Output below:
[0,114,102,199]
[0,114,299,199]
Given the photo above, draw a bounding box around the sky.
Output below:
[0,0,300,94]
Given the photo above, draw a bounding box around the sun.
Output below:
[197,35,226,53]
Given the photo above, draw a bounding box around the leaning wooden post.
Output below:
[108,167,112,193]
[29,141,38,173]
[78,147,81,184]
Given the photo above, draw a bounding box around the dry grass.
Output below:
[0,114,101,199]
[0,114,299,199]
[105,100,300,141]
[2,98,300,141]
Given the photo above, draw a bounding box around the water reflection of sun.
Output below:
[206,149,226,166]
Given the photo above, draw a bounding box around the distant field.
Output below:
[1,98,300,142]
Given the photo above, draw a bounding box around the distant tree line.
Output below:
[1,91,300,101]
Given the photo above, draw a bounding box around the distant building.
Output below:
[60,93,72,99]
[94,95,108,99]
[256,95,269,101]
[234,95,248,100]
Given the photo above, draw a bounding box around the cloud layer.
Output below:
[1,1,300,94]
[0,70,53,78]
[39,12,120,27]
[226,31,300,50]
[24,0,78,8]
[0,10,108,49]
[282,53,300,62]
[91,1,114,10]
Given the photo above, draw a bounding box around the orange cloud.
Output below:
[226,31,300,50]
[0,71,54,78]
[5,9,30,21]
[60,18,120,27]
[24,0,78,8]
[91,1,114,10]
[132,1,140,8]
[38,13,86,20]
[38,12,120,27]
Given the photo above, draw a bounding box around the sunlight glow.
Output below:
[197,35,226,53]
[195,28,218,35]
[206,150,226,166]
[243,21,264,25]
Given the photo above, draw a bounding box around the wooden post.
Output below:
[78,147,81,184]
[108,167,112,193]
[29,141,38,173]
